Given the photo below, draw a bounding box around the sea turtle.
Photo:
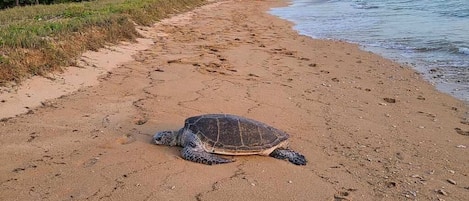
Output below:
[152,114,307,165]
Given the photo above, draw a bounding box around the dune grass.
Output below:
[0,0,206,85]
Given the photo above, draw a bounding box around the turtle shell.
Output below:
[183,114,289,155]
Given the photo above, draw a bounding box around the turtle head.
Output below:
[153,130,178,146]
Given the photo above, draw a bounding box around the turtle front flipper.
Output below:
[181,146,233,165]
[269,148,307,165]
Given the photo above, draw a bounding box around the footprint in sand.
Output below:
[83,157,99,168]
[383,98,397,103]
[116,134,137,145]
[454,128,469,136]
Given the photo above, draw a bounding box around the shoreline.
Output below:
[1,0,468,200]
[270,0,469,104]
[1,0,467,119]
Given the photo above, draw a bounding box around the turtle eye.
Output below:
[155,136,162,141]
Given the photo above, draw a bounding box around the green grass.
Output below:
[0,0,206,84]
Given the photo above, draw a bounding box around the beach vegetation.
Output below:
[0,0,205,85]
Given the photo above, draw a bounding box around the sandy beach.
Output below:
[1,0,468,200]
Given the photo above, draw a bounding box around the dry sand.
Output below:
[0,38,154,120]
[1,0,469,200]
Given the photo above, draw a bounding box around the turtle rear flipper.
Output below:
[270,148,307,165]
[181,146,233,165]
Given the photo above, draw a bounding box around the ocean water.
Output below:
[270,0,469,102]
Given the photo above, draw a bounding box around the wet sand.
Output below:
[0,0,468,200]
